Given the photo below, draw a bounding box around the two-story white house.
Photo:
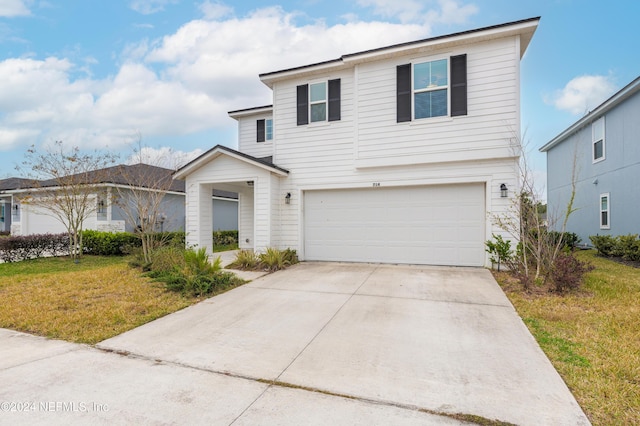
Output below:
[174,17,539,267]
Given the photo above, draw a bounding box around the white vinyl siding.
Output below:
[355,37,519,167]
[237,113,274,158]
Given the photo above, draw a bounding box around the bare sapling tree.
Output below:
[114,137,180,265]
[17,141,118,261]
[491,132,579,288]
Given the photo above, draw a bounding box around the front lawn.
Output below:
[494,250,640,425]
[0,256,201,344]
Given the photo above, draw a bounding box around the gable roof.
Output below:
[173,144,289,180]
[1,164,238,200]
[259,17,539,87]
[540,75,640,152]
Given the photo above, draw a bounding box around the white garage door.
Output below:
[304,184,485,266]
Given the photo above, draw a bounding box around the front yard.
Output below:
[0,256,201,344]
[494,250,640,425]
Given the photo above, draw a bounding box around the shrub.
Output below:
[282,248,299,265]
[550,253,594,293]
[589,235,617,256]
[82,230,140,256]
[147,247,242,297]
[617,234,640,262]
[485,234,513,271]
[0,233,69,262]
[213,230,238,246]
[548,231,581,250]
[230,249,260,270]
[259,247,291,272]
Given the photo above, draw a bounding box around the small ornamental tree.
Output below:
[17,142,117,261]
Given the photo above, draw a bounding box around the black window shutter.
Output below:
[328,79,341,121]
[256,119,265,142]
[396,64,411,123]
[450,54,467,117]
[297,84,309,125]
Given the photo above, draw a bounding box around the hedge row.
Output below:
[0,233,70,263]
[590,234,640,261]
[0,229,240,261]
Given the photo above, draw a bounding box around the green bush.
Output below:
[590,234,640,261]
[548,231,581,250]
[589,235,617,256]
[485,234,513,271]
[82,230,140,256]
[148,247,242,297]
[213,230,238,246]
[616,234,640,261]
[229,249,259,270]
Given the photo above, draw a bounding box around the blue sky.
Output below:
[1,0,638,195]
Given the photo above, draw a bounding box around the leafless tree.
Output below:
[113,138,179,265]
[17,141,117,260]
[491,132,579,288]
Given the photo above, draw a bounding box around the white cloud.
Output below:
[549,75,617,115]
[0,3,465,153]
[0,0,31,17]
[126,146,204,169]
[199,1,233,20]
[357,0,477,25]
[129,0,178,15]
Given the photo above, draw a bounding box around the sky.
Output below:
[0,0,638,197]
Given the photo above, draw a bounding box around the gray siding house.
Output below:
[0,164,238,235]
[540,76,640,243]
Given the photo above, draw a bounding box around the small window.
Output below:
[592,117,605,162]
[256,118,273,142]
[0,203,4,222]
[265,119,273,140]
[600,193,610,229]
[309,82,327,122]
[414,59,448,119]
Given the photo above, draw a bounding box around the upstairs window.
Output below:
[297,79,341,125]
[414,59,448,119]
[256,118,273,142]
[397,54,467,123]
[592,117,605,162]
[310,82,327,122]
[600,193,610,229]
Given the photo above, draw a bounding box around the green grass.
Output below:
[213,243,238,252]
[0,256,200,344]
[494,250,640,425]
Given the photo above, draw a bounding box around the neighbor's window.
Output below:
[600,193,610,229]
[414,59,448,119]
[0,203,4,222]
[265,118,273,140]
[592,117,605,162]
[309,82,327,122]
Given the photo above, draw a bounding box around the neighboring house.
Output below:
[0,163,238,236]
[540,76,640,244]
[175,17,539,267]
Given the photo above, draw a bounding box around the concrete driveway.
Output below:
[0,262,589,425]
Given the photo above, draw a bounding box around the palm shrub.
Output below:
[259,247,289,272]
[230,249,260,270]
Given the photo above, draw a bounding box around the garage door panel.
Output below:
[304,184,485,266]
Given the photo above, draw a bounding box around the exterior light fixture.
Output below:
[13,204,19,212]
[247,181,254,187]
[285,192,291,205]
[500,183,508,198]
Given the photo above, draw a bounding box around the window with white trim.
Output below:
[265,119,273,140]
[592,117,605,162]
[309,82,327,122]
[413,59,448,119]
[600,193,610,229]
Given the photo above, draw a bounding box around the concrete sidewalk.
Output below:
[1,262,590,425]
